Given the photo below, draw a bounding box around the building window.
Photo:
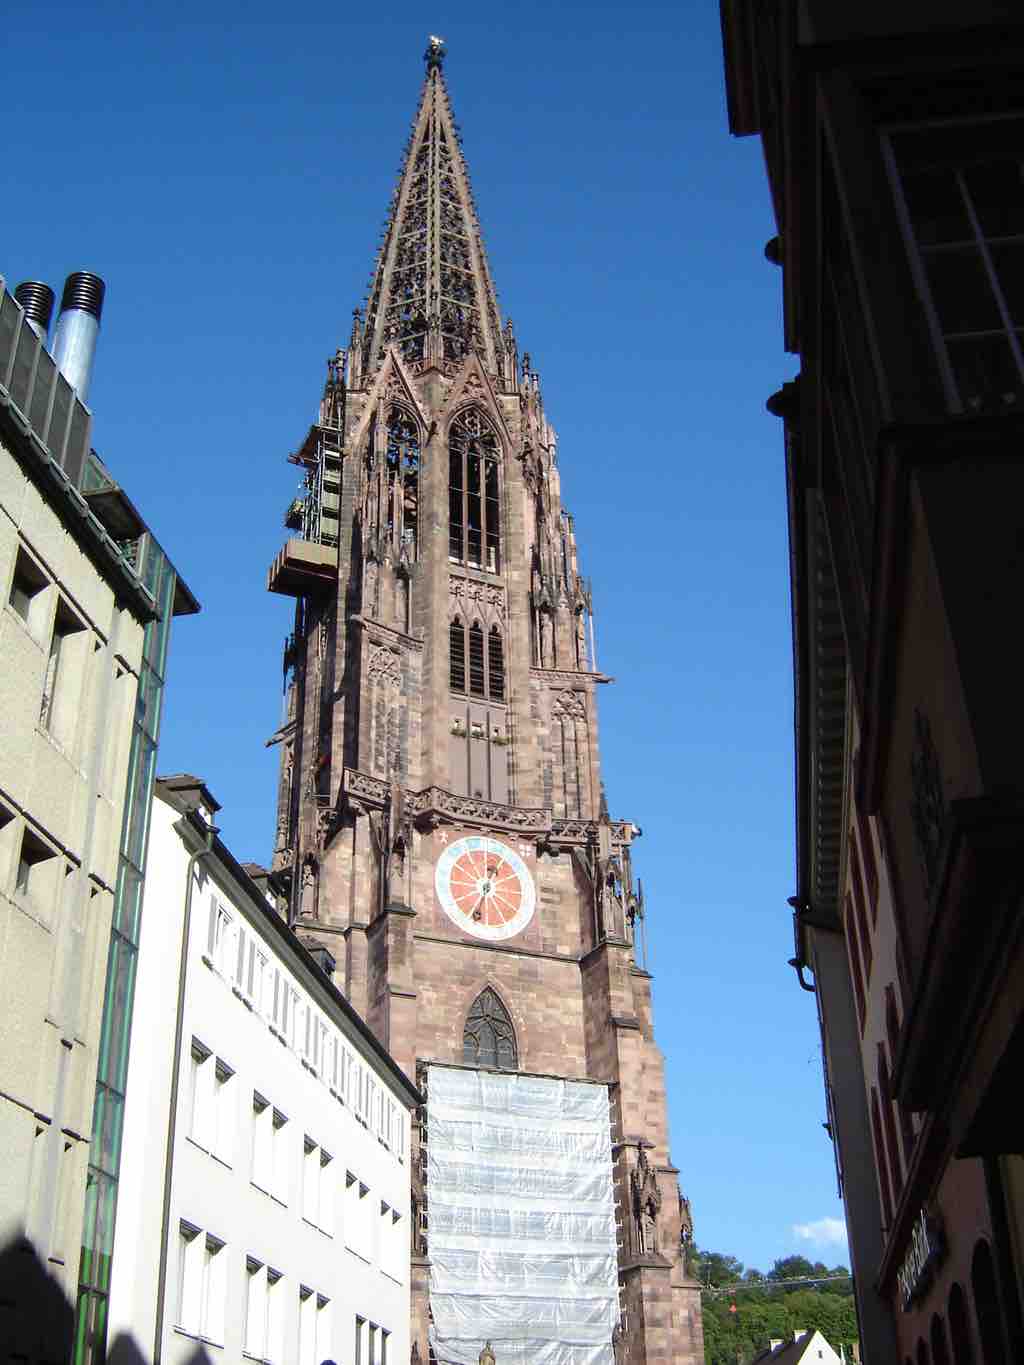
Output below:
[885,986,917,1165]
[206,897,234,973]
[272,969,291,1038]
[856,806,879,923]
[177,1221,225,1344]
[849,832,873,980]
[463,987,517,1070]
[885,116,1024,413]
[355,1314,366,1365]
[450,618,505,700]
[385,407,420,558]
[188,1040,234,1165]
[299,1286,331,1365]
[870,1087,894,1230]
[245,1258,284,1363]
[487,626,505,700]
[448,409,501,571]
[14,825,59,919]
[380,1203,404,1283]
[844,893,867,1033]
[252,1093,289,1203]
[877,1045,904,1202]
[7,546,48,633]
[345,1172,373,1260]
[302,1137,334,1234]
[39,599,88,750]
[450,618,467,692]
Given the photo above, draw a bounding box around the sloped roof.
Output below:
[752,1330,838,1365]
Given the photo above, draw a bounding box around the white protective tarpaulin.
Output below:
[427,1066,618,1365]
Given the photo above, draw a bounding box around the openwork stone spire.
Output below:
[359,40,504,379]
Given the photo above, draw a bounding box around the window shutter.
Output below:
[235,927,247,988]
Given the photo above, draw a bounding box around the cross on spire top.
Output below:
[425,35,446,69]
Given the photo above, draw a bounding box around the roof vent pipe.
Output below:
[14,281,56,342]
[51,271,106,402]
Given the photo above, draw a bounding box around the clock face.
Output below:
[435,835,536,941]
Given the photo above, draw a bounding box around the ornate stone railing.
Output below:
[343,768,391,807]
[550,818,634,846]
[341,769,634,844]
[407,786,550,833]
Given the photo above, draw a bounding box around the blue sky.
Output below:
[2,0,845,1273]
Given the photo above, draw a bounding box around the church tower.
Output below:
[267,39,703,1365]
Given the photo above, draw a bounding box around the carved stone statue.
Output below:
[630,1145,662,1256]
[678,1186,694,1272]
[479,1342,495,1365]
[300,855,318,919]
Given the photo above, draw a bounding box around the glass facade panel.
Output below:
[925,249,1001,333]
[887,116,1024,412]
[963,160,1024,238]
[74,539,180,1365]
[112,860,145,941]
[989,241,1024,320]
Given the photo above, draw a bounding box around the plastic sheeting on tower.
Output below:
[427,1065,618,1365]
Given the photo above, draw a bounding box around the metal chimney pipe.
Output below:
[51,271,106,401]
[14,281,56,342]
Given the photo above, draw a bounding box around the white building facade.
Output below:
[108,775,419,1365]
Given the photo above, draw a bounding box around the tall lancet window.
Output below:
[449,619,505,701]
[463,988,517,1070]
[385,407,420,558]
[448,410,501,572]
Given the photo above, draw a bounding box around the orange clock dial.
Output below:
[435,835,536,941]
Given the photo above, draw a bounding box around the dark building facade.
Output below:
[265,41,703,1365]
[721,5,1024,1363]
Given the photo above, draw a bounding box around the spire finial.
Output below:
[425,35,446,69]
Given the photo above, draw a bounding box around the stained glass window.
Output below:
[462,988,517,1070]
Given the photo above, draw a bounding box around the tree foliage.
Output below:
[693,1247,858,1365]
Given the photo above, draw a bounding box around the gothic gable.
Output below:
[349,346,431,453]
[438,351,513,450]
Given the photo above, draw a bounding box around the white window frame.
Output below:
[177,1221,225,1344]
[189,1040,234,1165]
[299,1286,331,1365]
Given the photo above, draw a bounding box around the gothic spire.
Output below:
[359,39,504,380]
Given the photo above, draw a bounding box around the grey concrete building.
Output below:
[0,272,197,1363]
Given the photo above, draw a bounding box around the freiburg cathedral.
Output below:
[266,39,704,1365]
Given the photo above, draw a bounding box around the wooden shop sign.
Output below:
[897,1207,945,1311]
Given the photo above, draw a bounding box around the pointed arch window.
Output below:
[385,407,420,557]
[449,618,467,693]
[462,988,517,1070]
[450,619,505,701]
[487,626,505,701]
[468,623,485,696]
[449,410,501,572]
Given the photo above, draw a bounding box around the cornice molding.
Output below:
[349,614,424,651]
[530,666,613,686]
